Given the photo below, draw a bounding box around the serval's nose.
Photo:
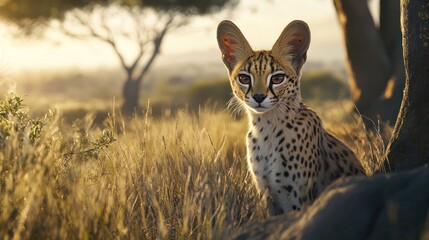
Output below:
[252,94,267,103]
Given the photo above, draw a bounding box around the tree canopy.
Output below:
[0,0,107,22]
[0,0,237,29]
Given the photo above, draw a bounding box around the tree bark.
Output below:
[385,0,429,172]
[333,0,404,124]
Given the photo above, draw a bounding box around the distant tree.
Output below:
[384,0,429,172]
[59,5,181,116]
[0,0,237,115]
[333,0,404,124]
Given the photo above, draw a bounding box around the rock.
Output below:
[230,167,429,240]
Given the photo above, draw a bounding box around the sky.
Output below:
[0,0,379,74]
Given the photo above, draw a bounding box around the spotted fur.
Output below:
[217,20,366,215]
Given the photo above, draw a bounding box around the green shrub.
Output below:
[301,71,350,101]
[0,94,116,239]
[186,79,232,110]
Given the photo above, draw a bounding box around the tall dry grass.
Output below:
[0,95,265,239]
[0,95,388,239]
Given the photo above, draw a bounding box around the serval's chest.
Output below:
[246,113,320,191]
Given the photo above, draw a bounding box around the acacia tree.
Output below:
[59,5,183,116]
[333,0,405,124]
[0,0,237,115]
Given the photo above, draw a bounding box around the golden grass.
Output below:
[0,95,388,239]
[311,100,388,174]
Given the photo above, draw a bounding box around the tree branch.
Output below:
[60,8,132,76]
[135,14,175,84]
[56,7,180,84]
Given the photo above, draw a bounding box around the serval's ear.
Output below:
[271,20,311,74]
[217,20,253,73]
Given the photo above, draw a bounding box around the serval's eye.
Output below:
[270,74,286,85]
[237,74,251,85]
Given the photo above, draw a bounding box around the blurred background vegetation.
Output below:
[0,0,370,122]
[2,68,350,122]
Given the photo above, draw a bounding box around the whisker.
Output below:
[226,97,245,117]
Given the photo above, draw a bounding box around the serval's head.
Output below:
[217,20,310,114]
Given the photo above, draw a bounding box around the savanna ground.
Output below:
[0,69,388,239]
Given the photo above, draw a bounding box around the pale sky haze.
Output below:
[0,0,379,73]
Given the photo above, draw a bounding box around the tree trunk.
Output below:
[377,0,405,122]
[122,78,141,116]
[385,0,429,172]
[333,0,404,124]
[119,20,170,117]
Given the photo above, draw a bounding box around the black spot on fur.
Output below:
[283,185,293,193]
